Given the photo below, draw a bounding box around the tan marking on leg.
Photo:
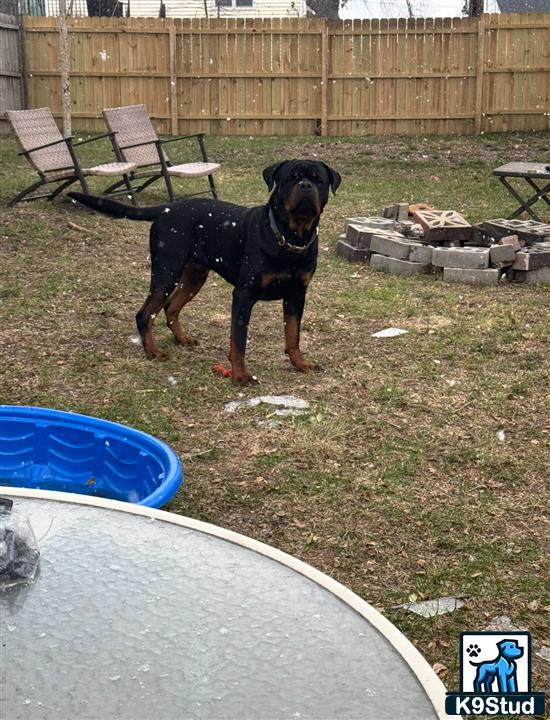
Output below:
[165,264,208,346]
[138,293,169,361]
[284,315,312,372]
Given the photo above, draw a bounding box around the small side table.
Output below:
[492,162,550,222]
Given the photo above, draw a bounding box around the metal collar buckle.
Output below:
[269,209,317,254]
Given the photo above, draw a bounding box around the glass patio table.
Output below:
[0,488,451,720]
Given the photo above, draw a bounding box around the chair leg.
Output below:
[197,134,219,199]
[121,174,136,205]
[207,173,218,200]
[103,178,126,196]
[50,177,80,201]
[135,175,162,194]
[163,172,176,203]
[8,178,48,207]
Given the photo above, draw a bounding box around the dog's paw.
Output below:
[467,644,481,658]
[174,334,199,347]
[287,350,320,373]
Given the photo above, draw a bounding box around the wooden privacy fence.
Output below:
[21,13,550,137]
[0,13,24,135]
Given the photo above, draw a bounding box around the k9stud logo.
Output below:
[445,632,545,716]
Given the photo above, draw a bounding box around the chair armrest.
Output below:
[118,138,160,151]
[18,135,75,156]
[73,132,117,147]
[158,133,205,147]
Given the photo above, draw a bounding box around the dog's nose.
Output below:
[299,179,314,192]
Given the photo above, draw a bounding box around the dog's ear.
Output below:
[322,163,342,195]
[263,161,287,192]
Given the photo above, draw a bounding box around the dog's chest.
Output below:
[257,268,312,300]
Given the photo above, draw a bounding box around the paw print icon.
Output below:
[467,643,481,658]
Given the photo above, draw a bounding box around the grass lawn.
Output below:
[1,131,549,707]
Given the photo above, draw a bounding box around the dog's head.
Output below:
[497,640,523,660]
[263,160,341,235]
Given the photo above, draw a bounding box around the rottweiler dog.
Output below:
[69,159,340,384]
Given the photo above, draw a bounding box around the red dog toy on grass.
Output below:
[212,363,233,378]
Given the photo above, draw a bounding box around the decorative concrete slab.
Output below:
[412,209,472,243]
[481,219,550,242]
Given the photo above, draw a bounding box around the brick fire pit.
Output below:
[336,206,550,286]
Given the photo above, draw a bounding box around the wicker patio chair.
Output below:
[6,107,137,207]
[102,104,220,202]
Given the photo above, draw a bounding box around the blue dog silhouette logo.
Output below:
[445,631,546,715]
[468,638,523,693]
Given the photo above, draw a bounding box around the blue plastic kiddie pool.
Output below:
[0,406,183,508]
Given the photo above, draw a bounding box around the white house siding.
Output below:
[129,0,306,18]
[341,0,500,17]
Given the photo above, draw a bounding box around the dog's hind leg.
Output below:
[164,262,209,346]
[136,270,181,361]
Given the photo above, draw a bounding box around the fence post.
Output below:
[474,15,485,135]
[321,19,328,136]
[169,19,178,136]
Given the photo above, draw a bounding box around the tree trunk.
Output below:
[58,0,71,137]
[468,0,484,15]
[306,0,340,19]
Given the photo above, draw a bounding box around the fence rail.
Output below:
[19,13,550,136]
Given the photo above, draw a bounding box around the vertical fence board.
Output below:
[13,14,549,138]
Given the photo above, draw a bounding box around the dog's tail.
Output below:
[68,192,169,221]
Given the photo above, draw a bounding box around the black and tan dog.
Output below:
[69,159,340,384]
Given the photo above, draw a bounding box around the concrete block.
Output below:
[512,246,550,271]
[356,216,395,228]
[335,238,370,263]
[443,267,500,286]
[397,203,409,221]
[383,204,397,219]
[370,234,412,260]
[346,223,374,248]
[432,246,490,269]
[370,254,431,276]
[345,217,395,232]
[519,267,550,285]
[498,234,522,251]
[490,243,516,268]
[409,243,434,264]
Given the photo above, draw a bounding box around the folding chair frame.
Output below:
[105,132,218,203]
[9,131,135,207]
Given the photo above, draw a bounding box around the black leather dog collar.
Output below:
[268,208,318,254]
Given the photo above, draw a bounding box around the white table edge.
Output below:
[1,486,454,720]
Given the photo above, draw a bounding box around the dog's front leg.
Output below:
[283,290,316,372]
[229,287,257,384]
